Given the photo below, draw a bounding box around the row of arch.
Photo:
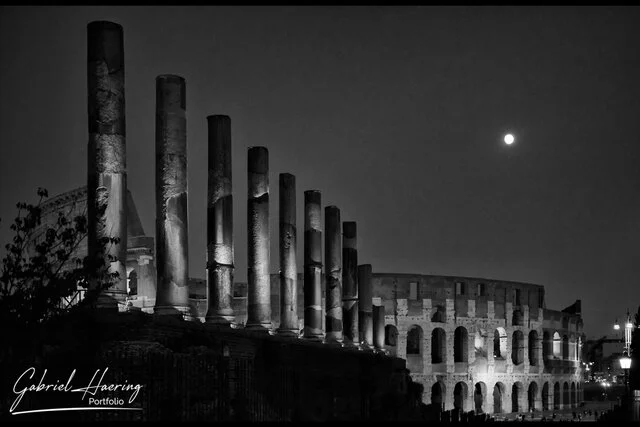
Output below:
[430,380,582,414]
[387,324,579,368]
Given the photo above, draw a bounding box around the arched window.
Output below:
[454,382,468,410]
[512,382,524,413]
[528,330,539,366]
[552,332,561,357]
[542,382,550,411]
[454,327,469,363]
[407,326,422,355]
[431,328,447,364]
[512,331,524,365]
[542,331,551,360]
[494,328,507,359]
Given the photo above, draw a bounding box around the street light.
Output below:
[620,352,632,400]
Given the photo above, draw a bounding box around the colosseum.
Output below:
[34,186,585,416]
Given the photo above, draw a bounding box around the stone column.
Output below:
[154,75,190,318]
[277,173,298,336]
[303,190,323,340]
[205,115,235,325]
[325,206,343,344]
[373,304,386,351]
[246,147,271,331]
[342,221,359,346]
[87,21,127,309]
[358,264,374,349]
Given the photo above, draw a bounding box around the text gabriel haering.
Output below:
[11,367,143,413]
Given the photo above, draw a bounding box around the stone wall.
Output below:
[9,311,420,421]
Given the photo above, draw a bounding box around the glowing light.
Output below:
[620,355,632,370]
[504,134,514,145]
[614,324,620,330]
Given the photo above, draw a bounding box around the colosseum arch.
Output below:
[453,382,468,411]
[474,382,487,413]
[552,332,562,357]
[406,325,424,372]
[542,331,551,360]
[528,330,539,366]
[570,382,576,408]
[541,382,550,411]
[527,382,538,412]
[493,327,508,359]
[512,330,524,365]
[431,327,447,364]
[553,382,560,410]
[511,382,524,413]
[431,381,446,411]
[384,325,398,356]
[493,382,506,414]
[562,335,569,360]
[454,326,469,363]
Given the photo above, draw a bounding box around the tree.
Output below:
[0,188,120,358]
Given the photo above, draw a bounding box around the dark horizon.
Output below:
[1,6,639,340]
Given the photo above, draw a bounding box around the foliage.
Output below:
[0,187,120,352]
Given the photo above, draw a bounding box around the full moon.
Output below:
[504,134,515,145]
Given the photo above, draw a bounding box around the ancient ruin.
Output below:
[32,19,586,420]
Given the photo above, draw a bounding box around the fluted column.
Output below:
[342,221,359,346]
[205,115,235,325]
[277,173,298,336]
[87,21,127,309]
[154,75,190,318]
[358,264,374,349]
[246,147,271,331]
[303,190,323,340]
[324,206,343,344]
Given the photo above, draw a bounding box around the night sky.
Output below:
[1,6,639,339]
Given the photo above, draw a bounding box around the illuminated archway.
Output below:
[552,332,561,357]
[474,330,487,358]
[493,382,505,414]
[454,382,468,411]
[474,382,487,413]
